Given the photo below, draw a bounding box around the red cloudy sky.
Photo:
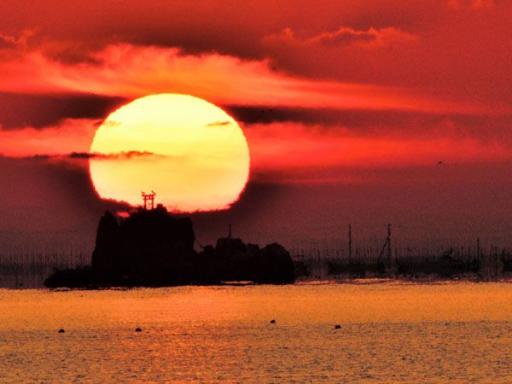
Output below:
[1,0,512,255]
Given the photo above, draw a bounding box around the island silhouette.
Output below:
[44,204,295,288]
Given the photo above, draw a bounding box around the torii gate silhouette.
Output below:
[141,191,156,210]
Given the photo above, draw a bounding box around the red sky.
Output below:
[1,0,512,255]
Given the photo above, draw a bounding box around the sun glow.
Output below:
[89,94,250,212]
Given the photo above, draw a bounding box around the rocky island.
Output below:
[45,205,295,288]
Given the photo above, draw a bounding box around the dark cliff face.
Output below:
[91,206,196,284]
[91,211,120,272]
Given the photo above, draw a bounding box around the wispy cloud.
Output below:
[68,150,159,160]
[206,120,232,127]
[0,29,34,49]
[264,26,417,48]
[0,92,124,129]
[0,43,496,115]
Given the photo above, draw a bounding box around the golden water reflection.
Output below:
[1,282,512,382]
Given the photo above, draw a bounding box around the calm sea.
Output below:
[1,282,512,383]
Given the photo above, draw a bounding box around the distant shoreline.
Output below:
[1,276,511,291]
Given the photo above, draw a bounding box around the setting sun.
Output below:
[89,93,250,212]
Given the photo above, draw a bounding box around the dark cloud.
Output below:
[229,105,512,140]
[0,92,126,129]
[1,151,161,163]
[68,152,95,159]
[206,121,232,127]
[68,151,157,160]
[229,105,438,126]
[28,154,52,160]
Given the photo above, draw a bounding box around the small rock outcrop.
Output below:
[196,236,295,284]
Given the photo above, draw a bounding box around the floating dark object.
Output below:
[135,327,142,332]
[270,319,276,324]
[334,324,341,329]
[58,328,65,333]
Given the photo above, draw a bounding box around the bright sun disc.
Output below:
[89,94,250,212]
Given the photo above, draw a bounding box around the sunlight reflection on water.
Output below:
[1,282,512,383]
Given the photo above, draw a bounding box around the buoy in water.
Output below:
[135,327,142,332]
[270,319,276,324]
[334,324,341,330]
[58,328,65,333]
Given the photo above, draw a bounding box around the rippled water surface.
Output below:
[1,282,512,383]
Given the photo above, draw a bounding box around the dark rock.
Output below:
[45,266,96,288]
[91,206,195,285]
[252,243,295,284]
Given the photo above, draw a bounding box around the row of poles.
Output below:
[347,223,392,264]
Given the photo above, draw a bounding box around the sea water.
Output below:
[1,282,512,383]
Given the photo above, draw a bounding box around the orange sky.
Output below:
[1,0,512,251]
